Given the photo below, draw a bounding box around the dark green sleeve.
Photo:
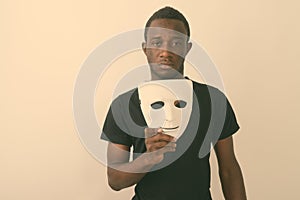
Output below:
[100,98,133,146]
[218,98,240,140]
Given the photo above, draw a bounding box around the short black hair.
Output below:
[144,6,190,41]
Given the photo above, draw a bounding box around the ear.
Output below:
[142,42,147,55]
[186,42,192,55]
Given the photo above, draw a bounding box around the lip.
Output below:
[158,63,174,70]
[159,62,173,66]
[162,126,179,132]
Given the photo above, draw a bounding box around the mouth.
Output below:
[159,65,172,70]
[159,62,173,69]
[161,126,179,132]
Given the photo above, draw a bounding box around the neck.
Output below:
[151,73,184,80]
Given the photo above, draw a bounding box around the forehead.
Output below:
[140,84,177,97]
[139,83,190,101]
[147,19,188,39]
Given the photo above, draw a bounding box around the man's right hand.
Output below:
[106,129,177,190]
[144,128,177,164]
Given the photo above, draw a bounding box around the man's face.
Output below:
[143,19,192,80]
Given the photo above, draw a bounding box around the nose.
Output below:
[159,43,173,58]
[160,49,172,58]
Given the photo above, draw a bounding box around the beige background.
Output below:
[1,0,300,199]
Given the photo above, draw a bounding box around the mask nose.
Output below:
[164,104,173,121]
[163,102,178,128]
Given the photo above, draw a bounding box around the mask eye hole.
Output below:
[174,100,187,108]
[151,101,165,109]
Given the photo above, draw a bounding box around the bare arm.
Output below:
[107,128,176,191]
[214,136,247,200]
[107,143,150,191]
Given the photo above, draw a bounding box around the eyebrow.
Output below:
[149,36,186,40]
[149,36,162,40]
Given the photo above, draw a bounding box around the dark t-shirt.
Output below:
[101,81,240,200]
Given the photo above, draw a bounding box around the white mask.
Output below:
[138,79,193,138]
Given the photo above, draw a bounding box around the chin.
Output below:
[150,66,183,80]
[153,72,184,80]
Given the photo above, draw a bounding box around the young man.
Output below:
[101,6,247,200]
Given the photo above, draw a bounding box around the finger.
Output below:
[163,133,177,142]
[155,133,175,143]
[148,141,169,150]
[146,133,175,146]
[144,128,160,138]
[165,142,177,149]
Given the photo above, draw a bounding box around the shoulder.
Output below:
[111,88,139,106]
[191,80,227,99]
[114,88,137,100]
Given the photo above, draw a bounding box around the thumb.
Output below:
[144,128,162,138]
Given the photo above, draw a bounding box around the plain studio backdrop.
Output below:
[1,0,299,199]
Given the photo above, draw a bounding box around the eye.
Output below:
[150,39,162,47]
[174,100,187,108]
[172,41,181,46]
[171,39,183,47]
[151,101,165,109]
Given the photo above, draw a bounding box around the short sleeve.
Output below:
[218,98,240,140]
[100,98,133,147]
